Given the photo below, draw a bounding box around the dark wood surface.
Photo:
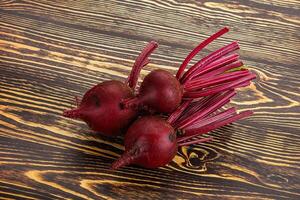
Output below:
[0,0,299,199]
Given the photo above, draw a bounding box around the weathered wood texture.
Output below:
[0,0,299,199]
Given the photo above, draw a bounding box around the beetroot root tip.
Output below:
[62,108,82,119]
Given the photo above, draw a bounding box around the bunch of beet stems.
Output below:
[173,90,252,149]
[111,90,253,169]
[169,91,252,146]
[123,27,255,115]
[177,27,255,99]
[111,27,256,169]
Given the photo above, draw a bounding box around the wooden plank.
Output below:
[0,0,299,199]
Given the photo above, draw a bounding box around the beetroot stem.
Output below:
[186,107,237,131]
[203,61,244,78]
[181,110,253,141]
[177,108,237,143]
[237,81,251,87]
[180,41,239,83]
[121,97,141,110]
[184,70,250,91]
[127,41,158,90]
[176,27,229,79]
[182,53,240,85]
[184,73,256,99]
[174,94,219,127]
[141,58,150,69]
[167,100,191,125]
[177,90,236,129]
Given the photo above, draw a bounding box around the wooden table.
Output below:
[1,1,299,199]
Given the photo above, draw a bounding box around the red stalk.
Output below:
[177,110,252,144]
[203,61,244,78]
[177,90,236,129]
[184,70,250,91]
[121,96,142,109]
[180,41,239,83]
[237,82,251,87]
[182,53,240,84]
[186,107,236,131]
[174,94,219,127]
[167,100,191,125]
[184,73,256,99]
[176,27,229,79]
[183,110,253,138]
[127,41,158,89]
[141,58,150,69]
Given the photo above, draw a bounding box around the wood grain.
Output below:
[0,0,299,199]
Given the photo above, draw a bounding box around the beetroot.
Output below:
[123,69,183,113]
[112,116,177,169]
[112,90,254,169]
[123,27,255,114]
[63,41,158,136]
[63,80,136,136]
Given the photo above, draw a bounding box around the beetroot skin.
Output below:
[123,69,183,113]
[112,116,178,169]
[63,80,137,136]
[63,41,158,136]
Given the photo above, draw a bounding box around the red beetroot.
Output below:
[112,90,253,169]
[112,116,178,169]
[63,80,136,136]
[63,41,158,136]
[123,69,183,113]
[123,27,255,114]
